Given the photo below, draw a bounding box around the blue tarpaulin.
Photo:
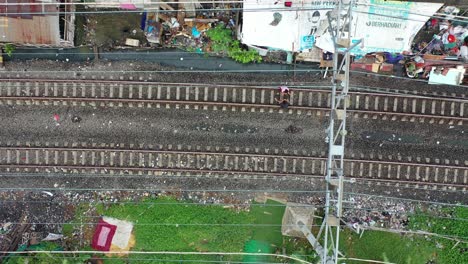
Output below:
[140,12,147,30]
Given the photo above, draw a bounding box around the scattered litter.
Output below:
[125,38,140,47]
[41,191,54,197]
[72,116,82,123]
[42,233,63,241]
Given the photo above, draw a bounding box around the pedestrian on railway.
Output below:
[279,98,289,109]
[279,86,290,96]
[275,86,291,108]
[275,97,289,109]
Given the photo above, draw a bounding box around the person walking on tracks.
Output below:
[276,86,291,108]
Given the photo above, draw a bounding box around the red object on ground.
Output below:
[91,219,117,251]
[448,34,456,43]
[284,1,292,7]
[53,114,60,122]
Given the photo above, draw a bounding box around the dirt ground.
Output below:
[76,8,147,49]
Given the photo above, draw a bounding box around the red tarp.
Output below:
[91,219,117,251]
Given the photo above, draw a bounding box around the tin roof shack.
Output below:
[0,0,74,47]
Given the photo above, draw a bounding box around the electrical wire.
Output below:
[0,221,324,227]
[0,3,463,27]
[1,0,467,24]
[0,250,313,264]
[0,178,465,195]
[0,199,318,207]
[350,70,468,89]
[1,197,467,223]
[0,6,335,15]
[357,2,468,22]
[0,75,465,100]
[1,171,466,195]
[0,184,465,207]
[1,67,466,88]
[345,192,468,207]
[0,69,320,73]
[0,255,296,264]
[339,257,396,264]
[0,187,327,193]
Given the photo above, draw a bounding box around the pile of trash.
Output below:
[139,2,237,51]
[350,5,467,85]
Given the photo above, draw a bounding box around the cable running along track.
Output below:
[0,145,466,191]
[0,79,467,125]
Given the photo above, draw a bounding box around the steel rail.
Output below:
[0,146,466,189]
[1,95,466,123]
[0,78,466,102]
[0,79,466,124]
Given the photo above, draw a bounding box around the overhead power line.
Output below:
[0,4,465,25]
[1,255,293,264]
[0,250,313,264]
[0,187,327,193]
[0,222,325,228]
[0,198,466,223]
[358,2,468,22]
[2,68,466,88]
[0,184,466,206]
[0,172,466,195]
[0,1,466,23]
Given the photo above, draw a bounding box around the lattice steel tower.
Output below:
[298,1,361,263]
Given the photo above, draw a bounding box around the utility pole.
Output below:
[297,1,361,263]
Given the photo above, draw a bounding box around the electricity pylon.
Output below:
[299,1,361,263]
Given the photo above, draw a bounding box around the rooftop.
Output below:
[0,0,61,45]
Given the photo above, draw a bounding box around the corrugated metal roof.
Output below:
[0,0,56,19]
[0,15,60,45]
[0,0,60,45]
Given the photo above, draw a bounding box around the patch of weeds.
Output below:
[408,206,468,263]
[206,25,262,63]
[95,196,255,263]
[4,242,91,264]
[3,43,15,57]
[339,229,437,264]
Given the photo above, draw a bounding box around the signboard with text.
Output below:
[315,0,443,55]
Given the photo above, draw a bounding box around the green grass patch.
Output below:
[52,197,320,263]
[340,229,437,264]
[250,199,286,246]
[96,197,255,263]
[408,206,468,263]
[339,206,468,263]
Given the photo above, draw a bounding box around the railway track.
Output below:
[0,79,467,125]
[0,144,466,191]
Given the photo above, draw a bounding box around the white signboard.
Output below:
[316,0,443,55]
[241,0,335,51]
[242,0,442,55]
